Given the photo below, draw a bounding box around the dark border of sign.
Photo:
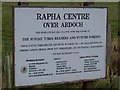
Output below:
[12,6,15,88]
[12,6,108,88]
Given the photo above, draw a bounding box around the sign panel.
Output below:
[14,7,107,86]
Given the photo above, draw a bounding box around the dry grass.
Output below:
[111,38,119,75]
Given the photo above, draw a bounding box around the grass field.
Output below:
[95,2,118,39]
[2,2,119,89]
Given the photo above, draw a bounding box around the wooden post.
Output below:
[18,0,29,6]
[107,24,112,85]
[83,2,94,7]
[82,2,94,89]
[6,55,12,88]
[107,24,111,64]
[82,81,94,90]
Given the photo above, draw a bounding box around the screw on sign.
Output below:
[21,66,27,74]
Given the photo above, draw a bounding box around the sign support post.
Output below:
[18,0,29,6]
[82,2,94,89]
[6,55,12,88]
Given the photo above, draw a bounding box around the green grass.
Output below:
[0,2,2,89]
[95,2,118,39]
[2,2,17,54]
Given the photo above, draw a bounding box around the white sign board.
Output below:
[14,7,107,87]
